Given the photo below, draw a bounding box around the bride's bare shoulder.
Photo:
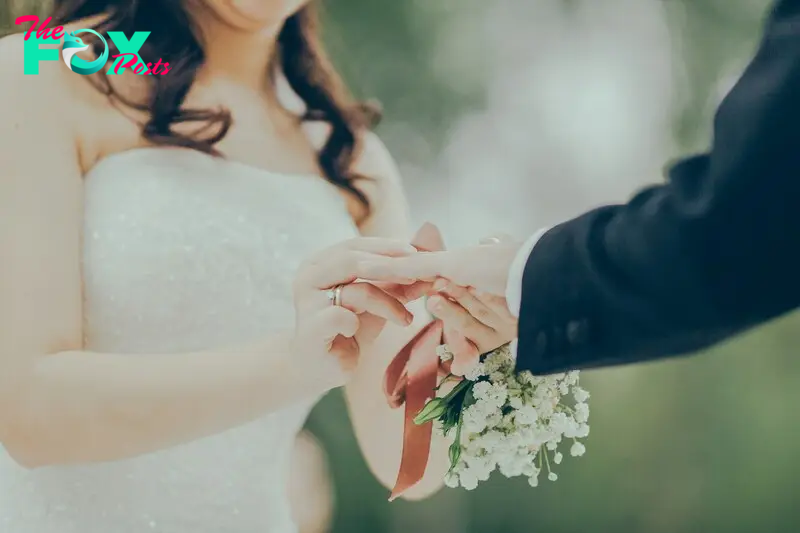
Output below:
[0,30,104,127]
[0,18,143,171]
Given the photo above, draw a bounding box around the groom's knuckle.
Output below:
[459,313,475,329]
[475,306,492,321]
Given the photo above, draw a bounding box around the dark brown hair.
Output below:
[49,0,379,213]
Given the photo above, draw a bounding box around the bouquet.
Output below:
[414,343,590,490]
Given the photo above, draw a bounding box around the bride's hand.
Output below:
[292,237,416,389]
[428,281,518,375]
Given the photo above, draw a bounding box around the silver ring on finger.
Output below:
[327,284,345,307]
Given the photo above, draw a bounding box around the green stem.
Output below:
[443,378,470,402]
[448,411,464,473]
[543,447,552,474]
[434,373,455,391]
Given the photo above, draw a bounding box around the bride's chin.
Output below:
[217,0,305,30]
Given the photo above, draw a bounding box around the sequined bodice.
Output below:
[0,148,358,533]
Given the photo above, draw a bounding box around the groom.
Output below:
[360,0,800,375]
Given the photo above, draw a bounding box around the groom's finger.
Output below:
[428,295,496,349]
[411,222,446,252]
[443,328,480,376]
[470,288,517,322]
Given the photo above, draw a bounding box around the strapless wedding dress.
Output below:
[0,147,359,533]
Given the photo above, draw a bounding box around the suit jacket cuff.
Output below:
[505,228,551,317]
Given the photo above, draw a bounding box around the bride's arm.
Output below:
[0,42,325,469]
[344,132,448,500]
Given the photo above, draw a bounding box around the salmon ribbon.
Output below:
[382,318,444,501]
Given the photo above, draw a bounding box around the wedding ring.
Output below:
[327,284,344,307]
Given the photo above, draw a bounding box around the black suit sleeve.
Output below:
[515,0,800,375]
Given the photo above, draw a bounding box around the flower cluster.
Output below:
[415,344,590,490]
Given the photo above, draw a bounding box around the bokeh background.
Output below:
[3,0,799,532]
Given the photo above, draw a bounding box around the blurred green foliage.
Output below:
[3,0,798,531]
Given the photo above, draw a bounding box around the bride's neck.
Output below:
[193,14,282,90]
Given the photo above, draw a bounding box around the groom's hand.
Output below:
[358,236,523,296]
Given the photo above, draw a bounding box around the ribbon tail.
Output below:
[386,320,444,501]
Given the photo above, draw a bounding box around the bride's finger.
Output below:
[312,306,360,345]
[328,282,413,326]
[357,252,458,285]
[302,248,413,289]
[338,237,417,256]
[329,335,360,372]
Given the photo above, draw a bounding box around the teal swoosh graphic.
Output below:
[65,29,109,76]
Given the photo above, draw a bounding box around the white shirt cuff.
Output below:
[505,227,550,318]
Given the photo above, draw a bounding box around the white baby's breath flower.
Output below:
[458,469,479,490]
[472,381,493,401]
[570,441,586,457]
[437,344,454,362]
[462,406,488,434]
[464,362,486,381]
[428,342,589,492]
[575,403,590,423]
[573,387,590,403]
[514,405,538,425]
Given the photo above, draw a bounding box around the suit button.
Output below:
[533,331,547,358]
[566,319,589,345]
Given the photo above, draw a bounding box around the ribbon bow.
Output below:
[382,318,444,501]
[381,223,448,501]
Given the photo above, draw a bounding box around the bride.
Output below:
[0,1,517,532]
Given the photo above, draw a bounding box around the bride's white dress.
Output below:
[0,146,359,532]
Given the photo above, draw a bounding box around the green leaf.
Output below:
[413,398,447,425]
[462,386,477,410]
[442,379,471,402]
